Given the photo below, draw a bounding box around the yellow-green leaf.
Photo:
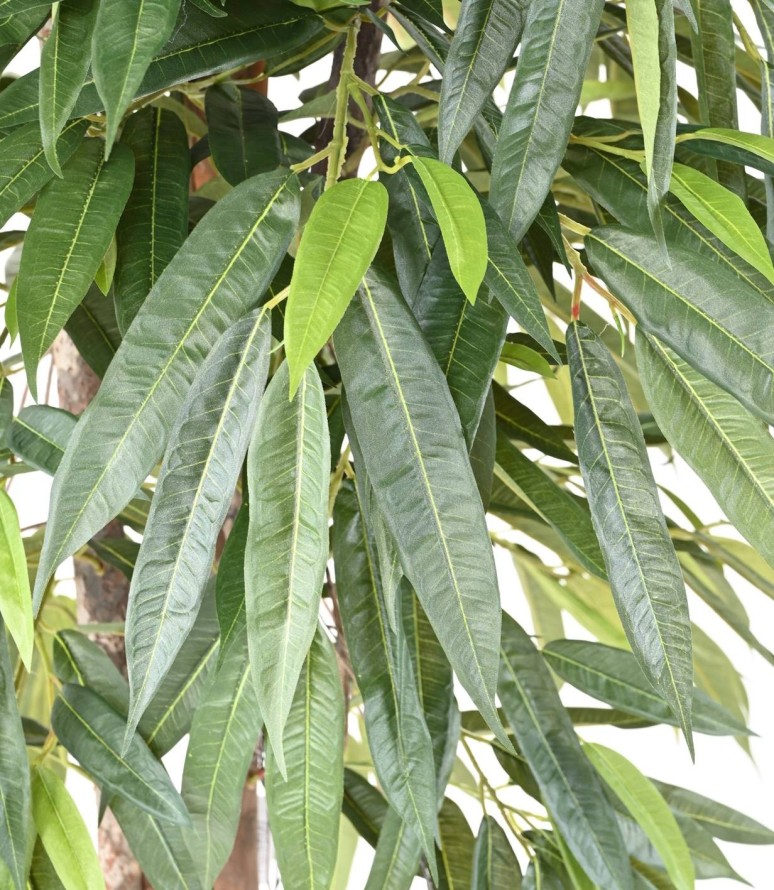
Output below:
[0,490,33,670]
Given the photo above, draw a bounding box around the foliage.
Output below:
[0,0,772,887]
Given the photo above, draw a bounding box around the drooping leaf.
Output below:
[436,796,475,890]
[585,226,774,426]
[638,334,774,569]
[498,613,632,890]
[567,321,693,750]
[52,684,189,824]
[38,0,98,175]
[265,627,344,890]
[206,84,282,185]
[584,744,694,890]
[285,178,387,395]
[0,619,31,890]
[342,770,388,849]
[114,105,190,333]
[246,359,329,775]
[31,765,105,890]
[669,162,774,284]
[472,815,521,890]
[363,812,423,890]
[411,155,487,304]
[493,381,575,463]
[124,307,271,740]
[542,639,752,737]
[52,629,129,717]
[334,265,508,748]
[489,0,604,242]
[34,169,299,609]
[333,481,438,867]
[8,406,76,474]
[0,489,32,669]
[63,284,121,379]
[438,0,525,164]
[16,138,134,395]
[91,0,182,153]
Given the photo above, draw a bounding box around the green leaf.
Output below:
[206,84,282,185]
[285,178,387,396]
[489,0,604,242]
[124,307,271,740]
[0,489,32,669]
[63,282,121,379]
[409,241,507,445]
[265,627,344,890]
[363,812,422,890]
[38,0,97,175]
[114,105,190,333]
[472,815,521,890]
[638,334,774,570]
[0,1,321,132]
[16,138,134,396]
[342,769,387,848]
[542,639,753,737]
[52,684,189,824]
[34,169,299,610]
[411,156,487,304]
[669,162,774,284]
[438,0,525,164]
[31,765,104,890]
[333,481,438,868]
[586,226,774,425]
[493,381,575,463]
[680,127,774,175]
[437,797,475,890]
[53,629,129,717]
[92,0,182,153]
[494,433,606,578]
[567,321,693,750]
[333,266,508,749]
[584,744,694,890]
[652,781,774,845]
[498,613,632,890]
[246,359,329,774]
[9,406,75,474]
[0,620,31,890]
[0,118,83,214]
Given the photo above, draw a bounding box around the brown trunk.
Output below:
[51,334,148,889]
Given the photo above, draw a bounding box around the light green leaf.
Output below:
[585,225,774,426]
[266,627,344,890]
[52,684,189,824]
[39,0,97,175]
[542,639,753,737]
[0,619,31,890]
[333,481,438,869]
[669,163,774,284]
[246,360,329,775]
[498,613,632,890]
[114,105,190,333]
[333,265,508,749]
[585,743,694,890]
[16,138,133,395]
[124,308,271,741]
[411,156,487,304]
[679,127,774,171]
[567,321,693,751]
[0,489,33,670]
[285,178,387,396]
[33,169,299,610]
[31,765,104,890]
[438,0,526,164]
[489,0,604,242]
[638,334,774,570]
[473,815,521,890]
[91,0,182,153]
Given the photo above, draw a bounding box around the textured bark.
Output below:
[52,334,147,888]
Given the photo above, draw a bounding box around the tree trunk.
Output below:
[51,334,149,890]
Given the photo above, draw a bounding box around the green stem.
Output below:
[326,18,361,190]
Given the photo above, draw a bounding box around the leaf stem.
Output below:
[326,18,361,190]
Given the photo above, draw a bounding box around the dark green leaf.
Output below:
[124,307,271,740]
[436,797,474,890]
[52,629,129,717]
[543,639,753,737]
[8,405,76,474]
[114,105,190,333]
[498,614,632,890]
[16,138,133,395]
[342,769,388,848]
[206,84,281,185]
[34,169,299,609]
[334,265,508,748]
[472,814,521,890]
[63,283,121,379]
[489,0,604,242]
[493,381,575,463]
